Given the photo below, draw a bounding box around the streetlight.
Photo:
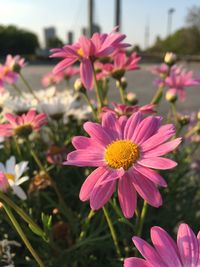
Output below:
[167,8,175,36]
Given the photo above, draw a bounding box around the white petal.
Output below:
[12,185,27,200]
[15,176,29,185]
[15,161,29,180]
[6,156,16,173]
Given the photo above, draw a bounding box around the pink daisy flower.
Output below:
[165,67,200,101]
[103,51,141,79]
[41,71,63,87]
[0,109,48,138]
[102,103,156,117]
[4,54,26,73]
[50,29,129,89]
[65,112,181,218]
[124,223,200,267]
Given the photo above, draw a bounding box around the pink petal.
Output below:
[133,164,167,187]
[124,257,149,267]
[151,226,182,267]
[79,35,95,56]
[142,124,175,152]
[142,138,182,158]
[102,112,121,139]
[79,167,106,201]
[138,157,177,170]
[65,149,105,167]
[72,136,104,149]
[133,116,162,145]
[80,59,93,90]
[53,58,77,74]
[118,174,137,218]
[5,113,17,126]
[90,179,116,210]
[124,112,143,140]
[177,223,199,267]
[83,121,113,146]
[132,236,167,267]
[130,170,162,207]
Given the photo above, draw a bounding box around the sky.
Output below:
[0,0,199,48]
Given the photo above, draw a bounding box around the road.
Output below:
[16,62,200,115]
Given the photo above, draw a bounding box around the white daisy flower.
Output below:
[5,96,33,114]
[0,156,29,200]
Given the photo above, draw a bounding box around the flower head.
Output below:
[41,71,63,87]
[50,29,129,89]
[124,223,200,267]
[103,51,141,80]
[0,156,29,200]
[165,66,200,101]
[0,109,48,138]
[4,54,26,73]
[102,103,156,117]
[65,112,181,218]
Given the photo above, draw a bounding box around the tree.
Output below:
[186,5,200,30]
[0,25,39,56]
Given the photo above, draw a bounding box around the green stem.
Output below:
[0,191,44,238]
[82,92,97,120]
[27,143,74,224]
[118,84,126,104]
[103,206,121,259]
[12,84,24,97]
[136,201,148,237]
[20,73,40,101]
[79,209,95,240]
[151,85,164,105]
[3,203,45,267]
[14,137,22,158]
[92,64,103,112]
[171,102,178,124]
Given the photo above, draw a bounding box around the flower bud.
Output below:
[116,77,127,89]
[165,89,178,103]
[126,92,138,105]
[197,110,200,120]
[177,115,190,126]
[74,78,85,93]
[164,52,176,66]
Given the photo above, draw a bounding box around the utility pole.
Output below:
[167,8,175,36]
[88,0,94,37]
[115,0,121,31]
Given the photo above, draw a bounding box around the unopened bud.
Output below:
[116,76,127,89]
[126,92,138,105]
[164,52,177,66]
[178,115,190,126]
[74,78,85,93]
[165,89,178,103]
[197,110,200,120]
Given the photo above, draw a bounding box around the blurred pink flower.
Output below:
[50,29,129,89]
[102,102,156,117]
[124,223,200,267]
[63,66,79,80]
[0,109,48,138]
[0,172,9,192]
[65,112,181,218]
[4,54,26,72]
[103,51,141,79]
[41,71,63,87]
[165,67,200,101]
[152,63,169,77]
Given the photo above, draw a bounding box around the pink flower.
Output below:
[165,67,199,101]
[4,54,26,72]
[0,109,48,138]
[63,66,79,80]
[124,223,200,267]
[65,112,181,218]
[152,63,169,77]
[0,172,9,192]
[41,71,63,87]
[0,65,18,88]
[102,103,156,117]
[103,51,141,79]
[50,29,129,89]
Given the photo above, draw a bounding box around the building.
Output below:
[44,27,56,48]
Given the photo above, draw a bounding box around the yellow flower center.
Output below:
[105,140,139,170]
[5,173,15,181]
[77,48,84,57]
